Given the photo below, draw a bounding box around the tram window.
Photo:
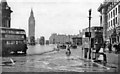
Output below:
[6,41,11,45]
[16,31,19,34]
[5,35,8,38]
[16,41,18,44]
[10,31,14,34]
[22,31,25,34]
[1,30,6,33]
[21,35,24,38]
[8,30,11,33]
[94,29,96,32]
[118,5,120,13]
[18,41,22,44]
[2,34,5,38]
[11,41,15,44]
[20,31,22,34]
[6,30,9,33]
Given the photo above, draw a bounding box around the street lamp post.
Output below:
[88,9,92,59]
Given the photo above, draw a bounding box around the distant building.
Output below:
[0,0,13,27]
[49,33,77,44]
[46,40,49,45]
[98,0,120,43]
[72,37,82,45]
[39,36,45,45]
[49,33,57,44]
[36,38,40,44]
[28,9,35,45]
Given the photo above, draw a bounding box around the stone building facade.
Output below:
[49,33,78,44]
[0,0,12,27]
[98,0,120,43]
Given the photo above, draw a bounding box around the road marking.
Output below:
[90,60,110,70]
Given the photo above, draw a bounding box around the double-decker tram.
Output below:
[0,27,28,56]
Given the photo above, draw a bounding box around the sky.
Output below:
[2,0,104,40]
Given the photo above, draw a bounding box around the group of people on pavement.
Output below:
[112,42,120,53]
[82,41,107,64]
[105,41,120,54]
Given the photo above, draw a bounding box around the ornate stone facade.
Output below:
[0,0,13,27]
[98,0,120,43]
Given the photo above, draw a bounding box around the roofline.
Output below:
[98,4,103,12]
[0,27,25,31]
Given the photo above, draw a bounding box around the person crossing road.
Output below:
[66,45,71,60]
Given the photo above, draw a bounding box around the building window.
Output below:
[116,17,117,24]
[111,20,112,26]
[109,13,110,19]
[116,8,117,15]
[111,12,112,18]
[113,19,115,26]
[113,10,115,17]
[119,5,120,13]
[109,22,111,27]
[6,20,9,27]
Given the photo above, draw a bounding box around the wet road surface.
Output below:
[1,44,117,72]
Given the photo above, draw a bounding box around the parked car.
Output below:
[59,44,66,49]
[70,44,77,49]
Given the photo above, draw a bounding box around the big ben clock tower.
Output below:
[28,9,35,45]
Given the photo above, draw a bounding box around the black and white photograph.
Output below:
[0,0,120,73]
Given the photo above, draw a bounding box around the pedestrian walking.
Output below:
[94,42,101,60]
[98,44,107,64]
[82,42,89,59]
[56,44,60,51]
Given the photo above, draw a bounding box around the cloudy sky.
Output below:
[2,0,104,39]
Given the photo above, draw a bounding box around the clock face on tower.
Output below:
[6,6,9,9]
[30,20,34,24]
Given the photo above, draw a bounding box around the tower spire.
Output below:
[1,0,12,28]
[30,8,34,16]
